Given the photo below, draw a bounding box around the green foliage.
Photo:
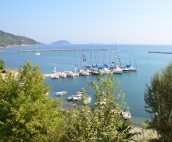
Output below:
[0,60,64,142]
[0,60,5,70]
[60,73,132,142]
[145,63,172,141]
[0,30,42,47]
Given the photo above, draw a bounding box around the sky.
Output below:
[1,0,172,44]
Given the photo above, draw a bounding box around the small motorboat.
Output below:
[83,96,91,104]
[90,70,98,75]
[51,75,59,79]
[67,92,91,104]
[55,91,67,96]
[110,109,131,119]
[79,69,90,76]
[67,92,82,101]
[120,111,131,119]
[35,52,40,56]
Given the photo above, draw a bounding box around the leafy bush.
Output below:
[0,60,5,70]
[60,73,132,142]
[0,61,64,142]
[145,63,172,142]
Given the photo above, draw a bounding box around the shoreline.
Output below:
[0,44,42,49]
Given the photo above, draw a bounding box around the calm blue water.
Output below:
[1,44,172,124]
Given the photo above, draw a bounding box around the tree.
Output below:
[61,72,132,142]
[0,59,5,70]
[0,60,64,142]
[145,63,172,142]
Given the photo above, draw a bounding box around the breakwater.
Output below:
[18,48,107,52]
[148,51,172,54]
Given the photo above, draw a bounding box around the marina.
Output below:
[1,44,172,124]
[44,65,136,79]
[44,44,137,79]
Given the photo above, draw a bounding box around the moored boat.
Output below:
[127,65,136,71]
[120,111,131,119]
[79,69,90,76]
[35,52,40,56]
[51,75,59,79]
[113,67,123,74]
[67,92,91,104]
[102,67,112,74]
[83,96,91,104]
[110,109,131,119]
[55,91,67,96]
[67,91,82,101]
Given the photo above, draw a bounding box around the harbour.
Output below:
[1,44,172,124]
[44,65,136,79]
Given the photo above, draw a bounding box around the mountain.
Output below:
[0,30,42,47]
[51,40,71,45]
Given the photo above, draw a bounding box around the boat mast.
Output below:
[108,43,113,65]
[75,50,78,70]
[115,42,121,67]
[130,48,131,65]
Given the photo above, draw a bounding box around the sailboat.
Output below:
[125,49,137,71]
[111,43,123,74]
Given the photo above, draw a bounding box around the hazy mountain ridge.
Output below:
[0,30,42,47]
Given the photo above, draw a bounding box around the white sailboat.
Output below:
[110,43,123,74]
[125,49,137,71]
[113,66,123,74]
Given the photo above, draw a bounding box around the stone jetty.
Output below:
[18,48,107,52]
[148,51,172,54]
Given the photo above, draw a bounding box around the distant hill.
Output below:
[0,30,42,47]
[51,40,71,45]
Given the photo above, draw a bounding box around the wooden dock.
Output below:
[18,48,107,52]
[148,51,172,54]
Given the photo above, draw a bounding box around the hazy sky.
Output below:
[1,0,172,44]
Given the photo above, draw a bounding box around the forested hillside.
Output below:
[0,30,42,47]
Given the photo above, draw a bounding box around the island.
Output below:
[0,30,42,48]
[51,40,71,45]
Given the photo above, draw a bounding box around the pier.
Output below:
[44,72,65,78]
[18,48,107,52]
[148,51,172,54]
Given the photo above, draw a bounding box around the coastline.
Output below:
[130,126,158,141]
[0,44,42,49]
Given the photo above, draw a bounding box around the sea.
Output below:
[1,44,172,125]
